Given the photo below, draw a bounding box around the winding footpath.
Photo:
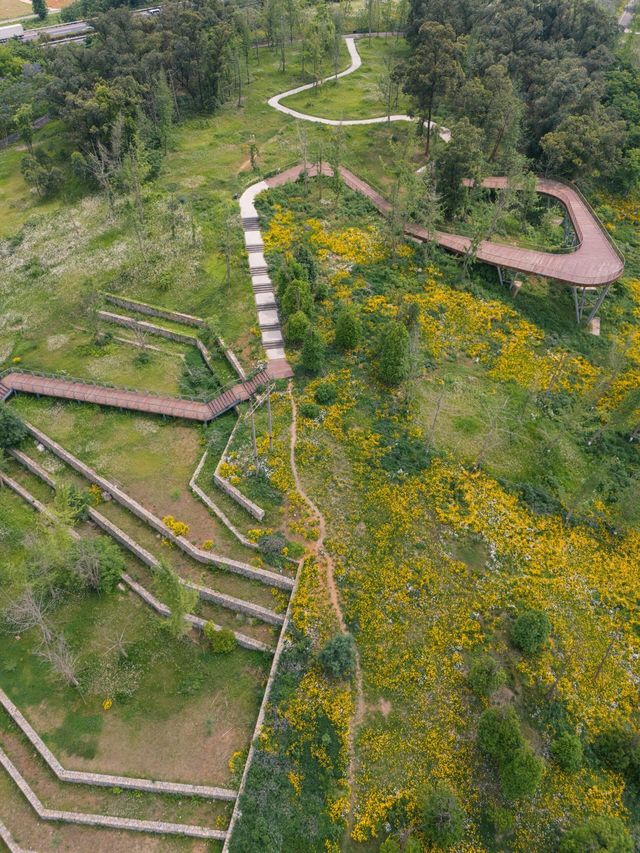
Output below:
[288,384,365,843]
[268,34,451,139]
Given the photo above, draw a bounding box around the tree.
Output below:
[477,706,524,763]
[13,103,34,153]
[300,326,325,375]
[540,109,626,180]
[71,537,124,593]
[334,304,361,351]
[401,21,463,156]
[32,0,47,19]
[550,733,583,773]
[376,321,410,386]
[418,784,465,848]
[318,633,356,679]
[499,746,544,800]
[510,609,551,655]
[153,560,197,637]
[468,654,507,696]
[204,623,236,653]
[434,118,486,218]
[285,310,310,345]
[0,405,26,449]
[21,152,64,199]
[559,816,633,853]
[282,279,313,318]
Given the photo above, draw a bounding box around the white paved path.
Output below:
[267,35,450,139]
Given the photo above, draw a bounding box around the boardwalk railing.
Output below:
[0,365,269,407]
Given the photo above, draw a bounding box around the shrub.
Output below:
[477,707,524,764]
[376,321,410,386]
[162,515,190,537]
[559,816,633,852]
[498,747,544,800]
[281,279,313,318]
[318,633,356,680]
[71,537,124,593]
[551,733,583,772]
[379,839,401,853]
[300,326,325,375]
[468,654,507,696]
[314,382,337,406]
[510,608,551,654]
[334,304,361,351]
[418,784,465,849]
[286,310,309,345]
[0,404,27,449]
[592,726,637,775]
[204,624,236,654]
[299,402,321,420]
[258,532,287,567]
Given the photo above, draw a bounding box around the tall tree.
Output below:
[401,21,463,156]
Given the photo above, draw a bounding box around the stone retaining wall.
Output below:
[88,509,282,628]
[22,422,293,590]
[213,416,266,522]
[0,473,80,541]
[0,747,226,841]
[222,555,305,852]
[0,821,32,853]
[0,686,237,802]
[7,449,276,652]
[101,294,205,328]
[101,294,247,379]
[189,450,258,550]
[85,511,274,650]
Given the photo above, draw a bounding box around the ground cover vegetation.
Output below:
[0,0,639,849]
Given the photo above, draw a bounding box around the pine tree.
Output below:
[376,321,409,386]
[32,0,47,20]
[334,305,361,351]
[301,326,325,375]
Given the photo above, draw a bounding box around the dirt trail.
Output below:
[288,382,365,846]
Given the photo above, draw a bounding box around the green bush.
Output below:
[204,624,236,654]
[334,304,361,351]
[510,609,551,654]
[281,279,313,318]
[559,816,633,852]
[314,382,338,406]
[498,746,544,800]
[468,654,507,697]
[0,404,27,449]
[286,310,310,345]
[375,321,410,386]
[550,733,583,772]
[299,402,321,420]
[379,838,401,853]
[71,537,124,593]
[318,633,356,680]
[301,326,325,375]
[418,784,465,849]
[477,707,524,763]
[591,726,637,775]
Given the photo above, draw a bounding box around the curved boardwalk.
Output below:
[0,367,274,421]
[268,34,450,139]
[266,163,624,288]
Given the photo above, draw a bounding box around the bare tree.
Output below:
[38,634,80,688]
[4,588,54,645]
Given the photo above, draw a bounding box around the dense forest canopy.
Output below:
[402,0,640,188]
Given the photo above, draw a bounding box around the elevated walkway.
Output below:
[0,367,275,422]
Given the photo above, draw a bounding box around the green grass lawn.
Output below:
[281,36,410,120]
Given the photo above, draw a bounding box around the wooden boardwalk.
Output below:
[0,367,274,422]
[266,164,624,288]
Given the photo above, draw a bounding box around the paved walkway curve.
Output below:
[267,34,450,139]
[264,163,624,288]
